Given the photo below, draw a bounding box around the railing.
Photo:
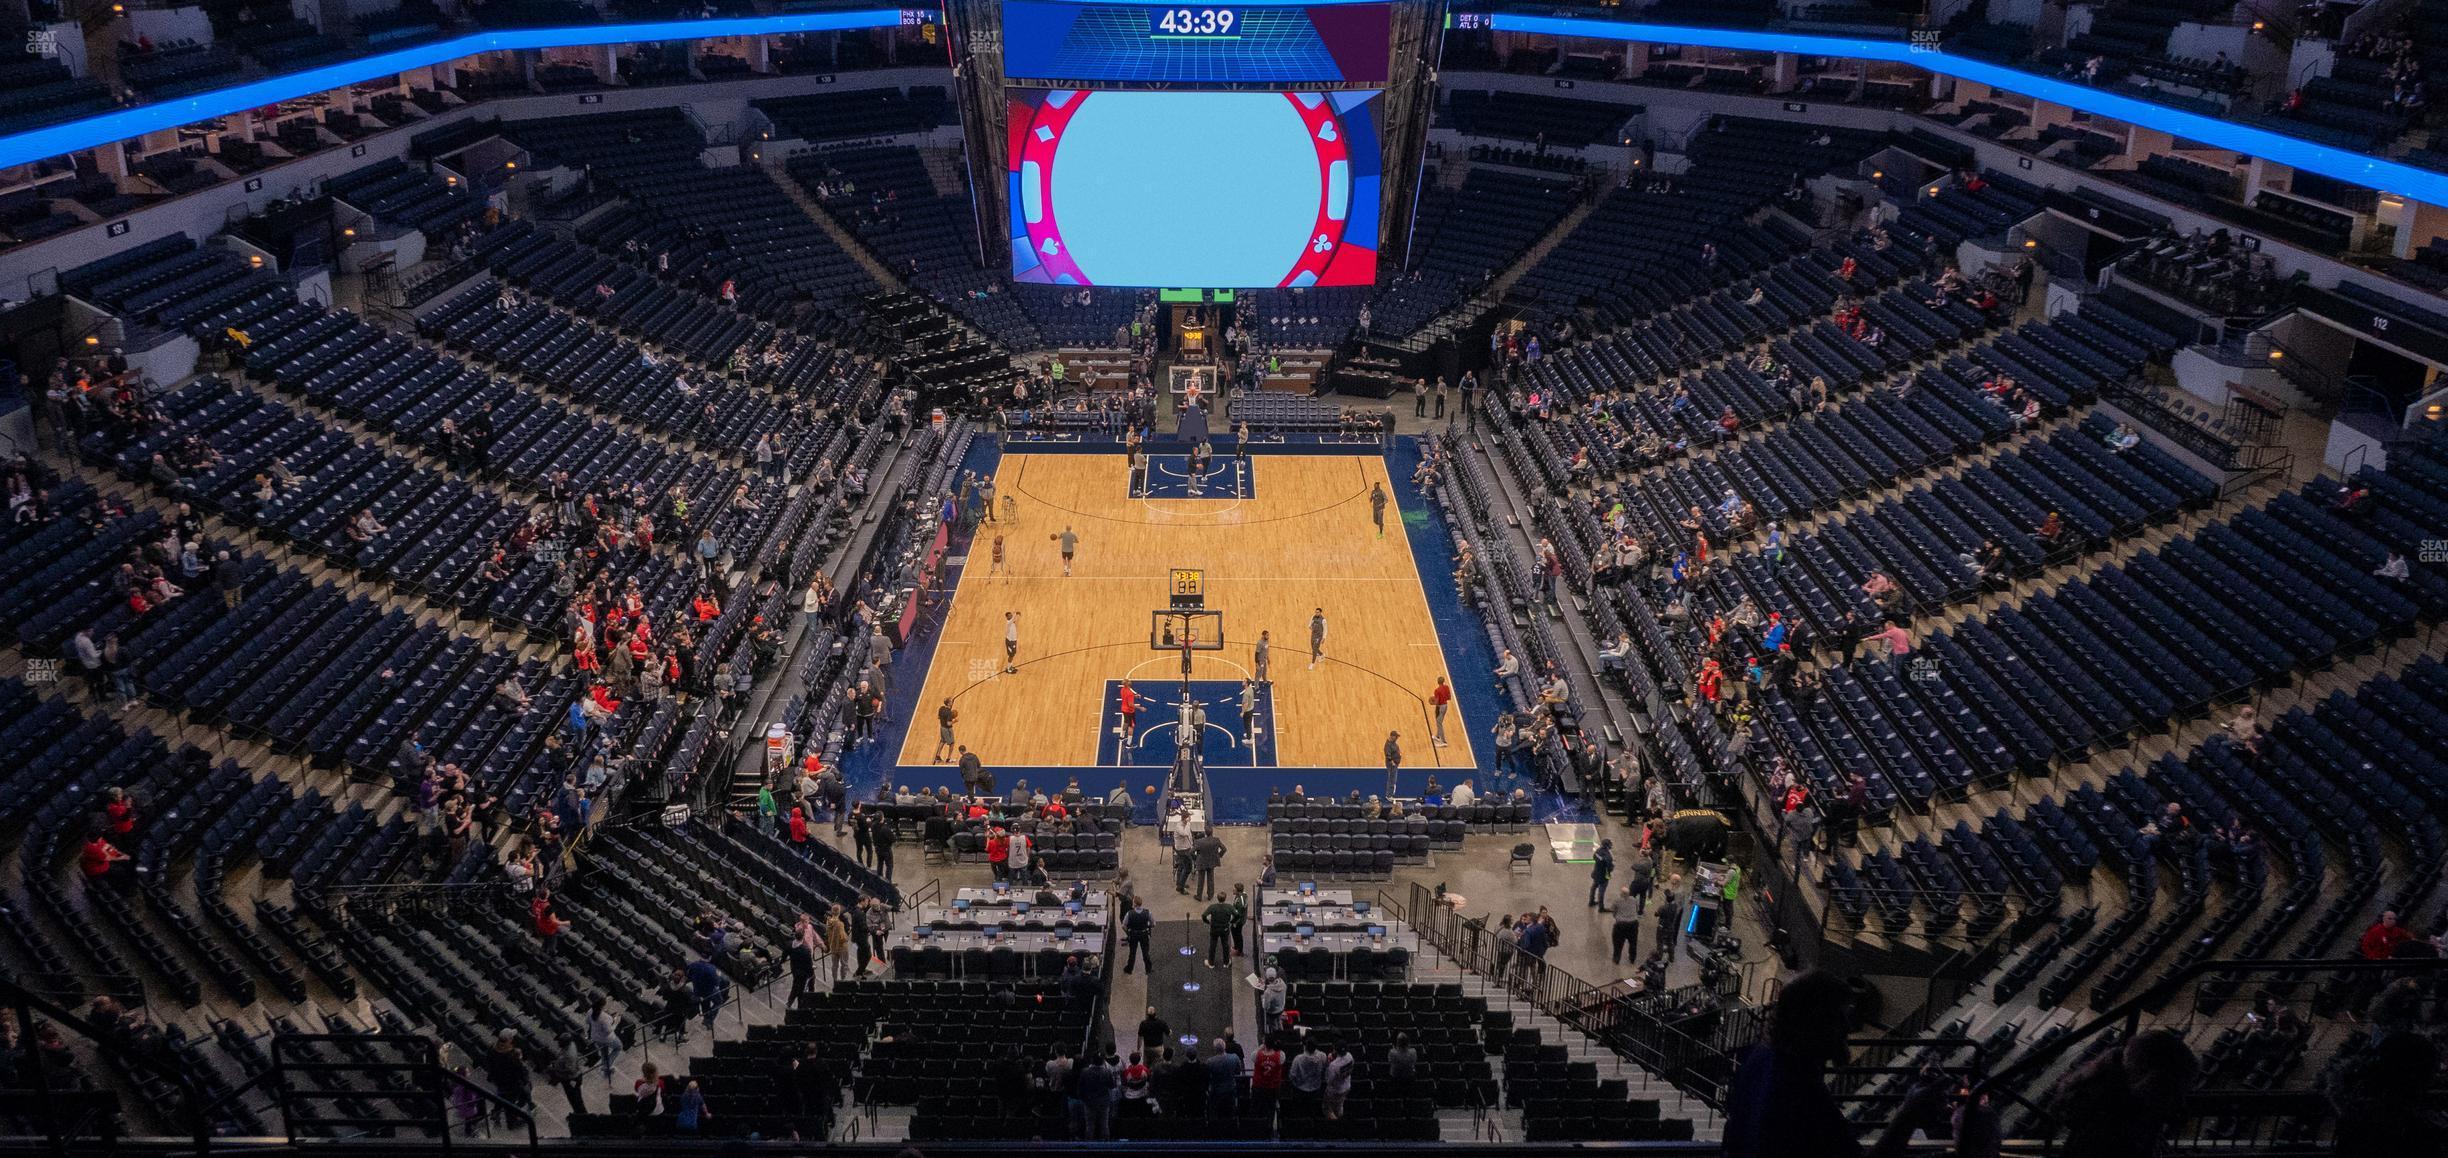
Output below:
[1401,882,1758,1108]
[1970,956,2448,1148]
[2255,333,2336,398]
[2338,0,2417,47]
[2,974,216,1154]
[2219,443,2294,498]
[2101,381,2246,469]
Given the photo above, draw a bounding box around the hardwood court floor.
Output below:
[896,452,1476,772]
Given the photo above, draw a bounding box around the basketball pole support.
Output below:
[1172,640,1203,799]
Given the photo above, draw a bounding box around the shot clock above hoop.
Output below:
[1169,568,1206,608]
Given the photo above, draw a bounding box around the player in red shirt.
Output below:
[1116,681,1139,748]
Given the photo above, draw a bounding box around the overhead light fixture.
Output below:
[1872,170,1884,179]
[2267,349,2283,360]
[506,160,517,169]
[84,335,101,346]
[248,254,263,267]
[343,227,356,237]
[2023,238,2038,249]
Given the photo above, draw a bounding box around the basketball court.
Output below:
[887,448,1484,805]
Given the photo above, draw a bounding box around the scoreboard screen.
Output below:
[1008,87,1382,287]
[1002,0,1392,85]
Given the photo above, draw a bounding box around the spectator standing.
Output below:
[1612,887,1643,964]
[1203,1039,1242,1119]
[1589,839,1615,907]
[787,913,817,1004]
[1259,966,1287,1027]
[1122,896,1154,974]
[547,1033,587,1113]
[1286,1038,1328,1116]
[585,994,622,1080]
[1322,1044,1355,1120]
[1251,1034,1287,1121]
[872,815,898,882]
[1074,1051,1118,1140]
[1136,1007,1171,1058]
[1725,970,1999,1158]
[823,906,852,981]
[1202,895,1237,968]
[686,957,726,1030]
[1387,1034,1418,1083]
[483,1031,532,1114]
[674,1080,707,1133]
[2048,1029,2196,1158]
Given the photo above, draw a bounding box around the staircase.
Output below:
[918,147,970,199]
[1401,927,1720,1142]
[1385,183,1608,354]
[765,156,913,294]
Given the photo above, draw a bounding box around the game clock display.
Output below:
[1002,0,1390,84]
[1151,7,1236,34]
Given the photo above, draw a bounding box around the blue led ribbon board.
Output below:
[0,10,922,170]
[1484,14,2448,207]
[4,9,2444,211]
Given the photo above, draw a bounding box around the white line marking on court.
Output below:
[1123,655,1252,681]
[988,574,1415,582]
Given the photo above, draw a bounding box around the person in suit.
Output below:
[871,812,897,881]
[1192,831,1226,900]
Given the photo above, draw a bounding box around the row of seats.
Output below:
[421,282,815,470]
[510,110,879,327]
[323,157,486,237]
[1823,450,2447,986]
[1369,167,1582,337]
[1441,90,1631,148]
[755,87,952,142]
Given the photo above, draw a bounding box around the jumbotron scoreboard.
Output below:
[941,0,1444,288]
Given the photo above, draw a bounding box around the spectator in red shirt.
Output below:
[987,828,1011,881]
[2362,910,2415,960]
[102,786,138,840]
[531,891,571,960]
[81,833,130,884]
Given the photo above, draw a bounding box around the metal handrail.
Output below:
[1971,956,2448,1104]
[2,974,216,1155]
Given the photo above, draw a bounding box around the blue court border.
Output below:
[837,436,1556,822]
